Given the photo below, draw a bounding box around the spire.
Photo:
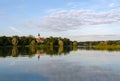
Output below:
[38,33,40,36]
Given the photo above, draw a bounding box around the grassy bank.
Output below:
[93,45,120,50]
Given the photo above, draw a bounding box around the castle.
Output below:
[35,33,45,43]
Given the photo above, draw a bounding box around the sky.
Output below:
[0,0,120,41]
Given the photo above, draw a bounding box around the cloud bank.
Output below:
[70,35,120,41]
[30,8,120,31]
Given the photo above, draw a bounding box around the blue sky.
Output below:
[0,0,120,41]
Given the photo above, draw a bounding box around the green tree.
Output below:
[12,36,18,46]
[30,40,36,46]
[58,39,64,47]
[73,41,77,47]
[63,38,70,46]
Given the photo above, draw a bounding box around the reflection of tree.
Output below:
[44,46,75,55]
[63,47,70,54]
[29,46,36,54]
[58,46,63,54]
[73,46,77,51]
[18,47,35,57]
[0,47,12,57]
[45,46,55,55]
[12,46,18,57]
[0,46,80,58]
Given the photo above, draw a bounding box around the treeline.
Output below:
[44,37,77,47]
[78,40,120,46]
[0,35,34,46]
[78,40,120,50]
[0,36,77,47]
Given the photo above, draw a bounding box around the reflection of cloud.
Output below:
[29,8,120,32]
[10,61,16,66]
[27,60,120,81]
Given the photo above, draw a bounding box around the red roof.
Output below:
[36,37,45,42]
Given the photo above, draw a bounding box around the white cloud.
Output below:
[66,2,83,9]
[27,8,120,32]
[9,26,23,33]
[70,35,120,41]
[109,3,115,7]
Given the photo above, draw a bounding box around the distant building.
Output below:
[35,33,45,43]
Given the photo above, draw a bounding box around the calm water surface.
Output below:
[0,47,120,81]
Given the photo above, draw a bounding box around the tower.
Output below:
[37,33,40,39]
[36,33,45,43]
[38,33,40,36]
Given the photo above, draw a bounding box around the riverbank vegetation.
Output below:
[0,35,77,47]
[78,40,120,50]
[0,35,120,50]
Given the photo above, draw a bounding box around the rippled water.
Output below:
[0,47,120,81]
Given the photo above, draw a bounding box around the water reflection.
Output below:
[36,49,44,60]
[0,46,120,81]
[78,46,120,51]
[0,46,120,58]
[12,46,18,57]
[31,60,120,81]
[0,46,77,58]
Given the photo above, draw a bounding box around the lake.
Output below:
[0,47,120,81]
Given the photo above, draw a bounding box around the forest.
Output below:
[78,40,120,50]
[0,35,120,50]
[0,35,77,47]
